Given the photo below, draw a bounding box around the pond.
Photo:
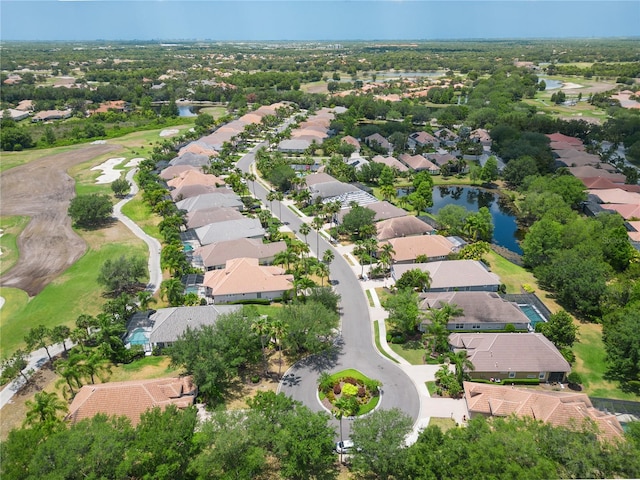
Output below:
[538,77,563,90]
[177,105,198,117]
[397,186,523,255]
[428,186,523,255]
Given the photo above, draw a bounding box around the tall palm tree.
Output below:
[317,263,330,287]
[266,191,277,211]
[24,391,68,429]
[251,316,271,376]
[298,222,311,248]
[55,354,83,399]
[275,191,284,220]
[322,249,335,266]
[333,397,355,464]
[312,216,325,254]
[80,352,111,385]
[160,278,184,307]
[270,318,287,379]
[380,184,397,202]
[137,290,157,311]
[446,349,475,388]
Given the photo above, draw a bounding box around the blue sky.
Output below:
[1,1,638,41]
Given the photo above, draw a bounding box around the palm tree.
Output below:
[137,290,157,311]
[266,191,277,211]
[378,243,395,275]
[24,391,67,429]
[50,325,71,354]
[446,350,475,388]
[322,249,335,266]
[252,316,271,376]
[270,318,287,379]
[298,222,311,248]
[312,216,324,254]
[75,314,96,337]
[275,191,284,220]
[317,263,330,286]
[160,278,184,307]
[380,184,397,202]
[333,397,354,464]
[245,172,257,196]
[55,354,83,399]
[80,352,111,384]
[273,249,298,273]
[353,240,368,277]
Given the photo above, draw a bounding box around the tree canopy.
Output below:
[67,193,113,228]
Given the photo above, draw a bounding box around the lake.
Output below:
[178,105,197,117]
[428,186,523,255]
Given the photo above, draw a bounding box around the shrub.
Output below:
[326,391,335,402]
[521,284,536,293]
[567,372,582,385]
[504,323,516,332]
[318,371,334,393]
[250,375,260,384]
[364,378,381,393]
[357,386,366,397]
[342,383,359,397]
[344,377,358,385]
[333,383,342,395]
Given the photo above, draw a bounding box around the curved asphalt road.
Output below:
[238,145,420,438]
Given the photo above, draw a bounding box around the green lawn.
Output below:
[198,106,227,120]
[484,250,537,295]
[572,322,637,400]
[389,338,426,365]
[120,195,162,240]
[428,417,458,432]
[0,241,148,356]
[0,216,30,276]
[426,381,438,396]
[373,321,399,364]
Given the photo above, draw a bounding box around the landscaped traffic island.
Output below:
[318,369,382,417]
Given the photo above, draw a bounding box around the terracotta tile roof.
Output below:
[590,188,640,205]
[194,238,286,269]
[568,166,626,183]
[371,155,409,172]
[365,133,392,151]
[546,132,583,146]
[341,135,361,150]
[170,185,232,201]
[627,221,640,241]
[449,333,571,374]
[376,215,434,240]
[167,170,225,189]
[178,141,219,157]
[385,235,456,263]
[550,141,586,152]
[67,377,196,426]
[409,131,437,145]
[464,382,624,442]
[203,257,293,296]
[580,177,617,189]
[601,203,640,220]
[556,152,600,168]
[159,165,199,180]
[399,153,439,171]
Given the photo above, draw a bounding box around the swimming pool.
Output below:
[128,328,149,345]
[518,304,546,329]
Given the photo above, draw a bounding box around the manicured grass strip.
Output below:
[428,417,458,432]
[365,290,374,307]
[389,341,425,366]
[106,356,179,383]
[426,381,438,396]
[373,321,399,364]
[572,322,637,400]
[0,241,148,356]
[0,216,30,276]
[120,196,162,240]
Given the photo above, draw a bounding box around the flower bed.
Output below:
[318,369,382,416]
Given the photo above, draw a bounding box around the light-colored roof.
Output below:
[590,188,640,205]
[409,131,437,145]
[464,382,624,442]
[550,141,586,152]
[176,193,243,213]
[195,218,264,245]
[395,260,500,290]
[341,135,361,150]
[159,165,199,180]
[385,235,456,262]
[449,332,571,374]
[178,140,219,157]
[399,153,439,171]
[194,238,287,268]
[169,152,211,167]
[556,153,601,168]
[149,305,242,344]
[425,152,456,164]
[278,138,312,151]
[203,257,294,296]
[186,207,244,229]
[601,203,640,220]
[170,185,231,201]
[167,170,225,189]
[580,177,618,190]
[310,180,360,199]
[67,376,196,426]
[371,155,409,172]
[627,221,640,241]
[554,148,592,160]
[305,172,337,187]
[568,166,626,183]
[365,133,392,150]
[376,216,434,240]
[419,291,527,325]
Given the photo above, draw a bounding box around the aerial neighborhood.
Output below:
[1,37,639,478]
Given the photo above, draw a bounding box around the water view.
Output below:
[429,186,523,255]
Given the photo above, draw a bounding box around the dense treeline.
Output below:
[3,399,639,480]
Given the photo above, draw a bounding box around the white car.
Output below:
[335,439,355,454]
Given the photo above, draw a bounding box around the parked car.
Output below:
[335,439,355,454]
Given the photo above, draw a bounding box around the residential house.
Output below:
[433,128,458,147]
[365,133,392,153]
[346,153,370,170]
[66,377,197,426]
[170,185,232,201]
[305,172,337,188]
[470,129,492,148]
[341,135,361,152]
[449,332,571,383]
[398,153,440,174]
[203,257,294,303]
[176,193,243,213]
[193,238,287,270]
[167,170,225,190]
[159,165,199,181]
[178,140,219,158]
[419,291,530,332]
[370,155,409,173]
[278,138,312,153]
[546,132,584,148]
[194,217,264,246]
[384,235,457,264]
[407,131,438,150]
[336,201,406,225]
[1,108,30,121]
[376,216,434,241]
[568,166,626,183]
[464,382,624,442]
[31,109,72,122]
[393,260,500,291]
[309,180,361,202]
[590,188,640,205]
[185,207,244,230]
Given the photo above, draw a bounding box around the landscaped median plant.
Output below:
[318,370,382,416]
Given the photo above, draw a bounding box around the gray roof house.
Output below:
[195,218,265,246]
[449,332,571,383]
[176,193,243,213]
[193,238,287,271]
[365,133,392,153]
[392,260,501,292]
[419,291,530,332]
[186,207,244,230]
[309,180,360,200]
[278,138,312,153]
[168,152,211,168]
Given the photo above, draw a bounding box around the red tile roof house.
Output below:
[449,332,571,383]
[341,135,361,152]
[463,382,624,442]
[419,291,530,332]
[398,153,440,174]
[546,132,584,148]
[193,238,287,271]
[371,155,410,173]
[66,376,197,426]
[203,257,294,304]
